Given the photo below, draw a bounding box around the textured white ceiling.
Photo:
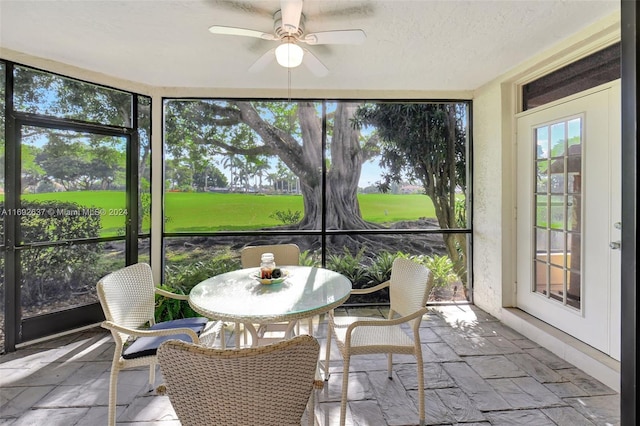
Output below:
[0,0,620,92]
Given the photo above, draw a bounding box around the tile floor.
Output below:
[0,305,620,425]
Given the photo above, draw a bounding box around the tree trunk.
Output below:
[296,103,370,230]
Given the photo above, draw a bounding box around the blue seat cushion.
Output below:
[122,317,209,359]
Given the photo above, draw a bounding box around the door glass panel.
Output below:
[20,243,124,319]
[549,195,564,230]
[534,258,549,294]
[550,122,565,155]
[535,126,549,159]
[535,195,547,227]
[536,161,549,193]
[20,126,127,241]
[533,117,582,309]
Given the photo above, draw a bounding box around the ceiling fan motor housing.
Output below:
[273,10,304,39]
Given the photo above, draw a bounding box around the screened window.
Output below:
[13,66,132,127]
[163,99,471,305]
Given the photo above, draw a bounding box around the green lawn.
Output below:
[18,191,128,236]
[6,191,438,235]
[164,192,436,232]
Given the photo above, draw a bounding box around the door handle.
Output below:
[610,241,621,250]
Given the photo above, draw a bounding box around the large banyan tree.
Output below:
[164,100,468,284]
[164,100,378,231]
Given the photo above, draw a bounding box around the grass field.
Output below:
[10,191,437,235]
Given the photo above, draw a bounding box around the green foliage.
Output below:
[139,177,151,230]
[34,133,126,191]
[367,251,397,284]
[326,247,369,287]
[299,249,321,266]
[157,251,241,321]
[324,250,462,305]
[164,253,240,292]
[18,191,128,237]
[0,200,103,306]
[269,208,302,225]
[422,255,459,287]
[154,285,199,322]
[455,198,467,228]
[353,103,469,290]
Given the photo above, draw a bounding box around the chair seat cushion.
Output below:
[332,316,415,350]
[122,317,209,359]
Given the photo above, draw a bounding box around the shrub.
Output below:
[269,209,302,225]
[299,249,321,267]
[366,250,398,285]
[326,247,369,287]
[154,284,199,322]
[157,251,240,322]
[0,200,103,307]
[422,254,459,287]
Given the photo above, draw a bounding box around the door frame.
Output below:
[3,98,139,350]
[514,81,621,358]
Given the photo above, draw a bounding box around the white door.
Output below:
[516,81,621,360]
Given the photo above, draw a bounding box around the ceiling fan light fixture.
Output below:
[275,42,304,68]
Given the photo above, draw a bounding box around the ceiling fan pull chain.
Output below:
[288,67,292,102]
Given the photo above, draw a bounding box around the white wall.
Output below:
[471,12,620,318]
[470,81,511,317]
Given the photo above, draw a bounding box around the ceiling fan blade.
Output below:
[302,29,366,45]
[302,49,329,77]
[248,48,276,73]
[208,25,277,41]
[280,0,303,33]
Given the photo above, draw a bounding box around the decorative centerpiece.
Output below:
[252,267,290,285]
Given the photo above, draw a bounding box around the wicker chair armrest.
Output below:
[155,287,189,301]
[350,280,390,295]
[101,320,200,341]
[345,307,428,336]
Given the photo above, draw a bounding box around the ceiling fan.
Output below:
[208,0,366,77]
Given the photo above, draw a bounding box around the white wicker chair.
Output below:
[97,263,222,426]
[323,257,434,426]
[240,243,310,344]
[157,334,320,426]
[240,243,301,268]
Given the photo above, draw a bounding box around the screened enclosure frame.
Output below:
[161,97,474,303]
[1,60,151,352]
[0,59,473,353]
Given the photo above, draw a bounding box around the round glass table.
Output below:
[188,265,352,346]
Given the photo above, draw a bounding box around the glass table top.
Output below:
[188,265,352,323]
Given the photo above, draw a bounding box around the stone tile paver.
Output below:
[441,362,512,411]
[0,305,620,426]
[542,406,597,425]
[560,368,619,396]
[423,342,462,363]
[368,370,419,425]
[464,355,528,379]
[483,409,557,425]
[564,394,620,425]
[506,352,566,383]
[487,377,565,409]
[433,387,486,423]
